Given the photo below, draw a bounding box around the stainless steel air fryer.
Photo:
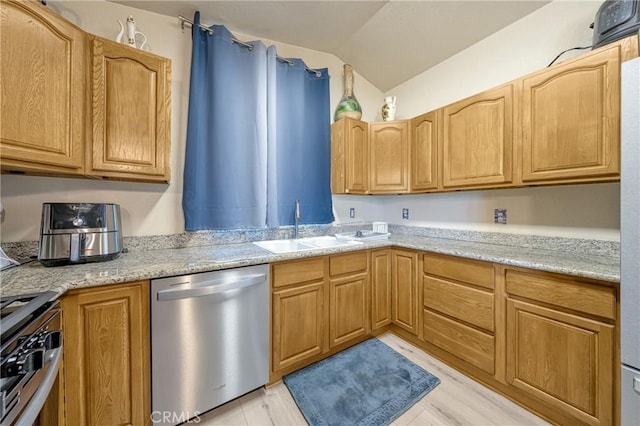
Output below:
[38,203,123,267]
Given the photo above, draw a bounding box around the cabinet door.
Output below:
[61,281,150,426]
[346,118,369,193]
[272,281,325,371]
[411,111,438,191]
[330,120,347,194]
[329,273,369,347]
[521,45,621,183]
[392,249,419,335]
[89,37,171,182]
[0,0,85,174]
[506,299,614,426]
[442,85,513,188]
[371,250,392,330]
[369,121,409,193]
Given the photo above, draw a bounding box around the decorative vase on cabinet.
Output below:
[382,96,397,121]
[334,64,362,121]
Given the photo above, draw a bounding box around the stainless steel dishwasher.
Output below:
[151,264,269,424]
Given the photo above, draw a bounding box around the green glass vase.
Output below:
[334,64,362,121]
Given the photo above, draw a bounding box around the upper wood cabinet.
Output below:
[0,0,86,175]
[411,111,438,191]
[88,36,171,182]
[331,117,368,194]
[369,121,409,193]
[329,36,637,195]
[61,281,150,426]
[0,4,172,183]
[520,42,625,184]
[442,84,514,189]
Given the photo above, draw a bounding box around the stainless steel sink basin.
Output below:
[253,236,362,254]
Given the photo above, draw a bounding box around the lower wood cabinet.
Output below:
[47,247,618,426]
[371,249,392,330]
[329,251,370,347]
[392,249,419,335]
[268,248,618,426]
[271,258,326,372]
[271,253,370,378]
[504,269,616,426]
[272,280,325,371]
[422,253,496,375]
[60,280,150,426]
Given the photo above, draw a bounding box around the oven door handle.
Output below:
[15,347,62,425]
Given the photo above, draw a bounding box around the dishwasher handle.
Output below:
[157,273,267,301]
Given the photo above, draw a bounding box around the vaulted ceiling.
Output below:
[113,0,550,91]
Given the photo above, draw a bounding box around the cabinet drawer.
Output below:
[330,251,368,276]
[273,258,325,288]
[423,253,494,290]
[424,276,494,332]
[505,270,616,320]
[423,310,495,375]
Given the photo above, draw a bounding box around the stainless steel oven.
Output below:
[1,292,62,425]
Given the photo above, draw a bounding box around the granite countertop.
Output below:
[0,234,620,299]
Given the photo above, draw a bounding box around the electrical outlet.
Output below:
[494,209,507,225]
[349,208,355,219]
[402,208,409,220]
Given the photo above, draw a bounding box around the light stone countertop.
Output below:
[0,235,620,299]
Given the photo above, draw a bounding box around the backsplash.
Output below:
[2,222,619,265]
[389,225,620,258]
[0,223,370,263]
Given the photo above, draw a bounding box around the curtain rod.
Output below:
[178,15,322,77]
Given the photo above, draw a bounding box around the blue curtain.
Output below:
[266,46,334,226]
[183,15,333,230]
[183,13,267,230]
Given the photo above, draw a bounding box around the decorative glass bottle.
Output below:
[334,64,362,121]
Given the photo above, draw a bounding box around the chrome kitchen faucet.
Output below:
[294,200,300,239]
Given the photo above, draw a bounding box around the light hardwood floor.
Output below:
[198,333,550,425]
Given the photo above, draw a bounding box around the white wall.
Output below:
[342,0,620,241]
[390,0,603,118]
[0,0,384,242]
[1,0,619,242]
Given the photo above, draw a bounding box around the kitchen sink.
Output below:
[253,236,362,254]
